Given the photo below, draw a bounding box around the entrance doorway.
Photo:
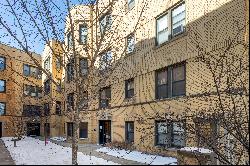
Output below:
[27,123,40,136]
[99,120,111,145]
[0,122,2,138]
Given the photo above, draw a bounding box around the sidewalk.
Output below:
[0,139,15,165]
[38,136,144,165]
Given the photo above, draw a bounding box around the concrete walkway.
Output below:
[0,139,15,165]
[38,137,144,165]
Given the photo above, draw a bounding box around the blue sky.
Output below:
[0,0,94,55]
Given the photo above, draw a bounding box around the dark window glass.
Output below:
[67,122,73,137]
[80,58,88,77]
[125,79,134,98]
[23,64,30,76]
[156,121,185,148]
[172,64,185,97]
[100,87,111,109]
[79,122,88,138]
[67,61,74,81]
[67,93,74,111]
[0,80,6,93]
[44,103,50,116]
[0,102,6,116]
[56,56,61,70]
[56,79,62,92]
[156,69,168,99]
[0,56,6,71]
[56,101,61,115]
[67,32,73,49]
[80,91,88,110]
[44,80,50,95]
[79,25,88,44]
[125,122,134,143]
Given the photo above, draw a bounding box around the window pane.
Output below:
[172,3,185,36]
[128,0,135,10]
[44,57,50,71]
[0,80,5,92]
[172,81,185,96]
[157,85,167,99]
[80,25,88,44]
[157,15,168,44]
[172,134,185,147]
[80,58,88,76]
[23,64,30,76]
[127,34,135,54]
[126,122,134,143]
[157,70,167,85]
[30,86,36,97]
[0,102,6,115]
[79,122,88,138]
[172,65,185,81]
[0,57,5,71]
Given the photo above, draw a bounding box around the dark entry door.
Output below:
[27,123,40,136]
[0,122,2,138]
[99,120,111,145]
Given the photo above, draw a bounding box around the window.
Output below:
[44,80,50,95]
[30,86,36,97]
[156,121,185,148]
[99,51,112,71]
[156,62,185,99]
[127,34,135,54]
[156,14,169,45]
[156,69,168,99]
[56,101,61,115]
[24,85,42,98]
[100,13,112,35]
[23,64,41,79]
[128,0,135,10]
[23,64,30,76]
[125,122,134,143]
[0,80,6,93]
[172,3,186,36]
[67,93,74,111]
[79,25,88,44]
[81,91,88,110]
[172,64,185,96]
[67,61,74,81]
[67,32,73,49]
[56,79,62,92]
[156,2,185,45]
[44,103,50,116]
[0,56,6,71]
[23,105,41,116]
[194,118,218,148]
[0,102,6,116]
[79,122,88,138]
[37,87,42,98]
[55,56,61,70]
[79,58,88,77]
[44,57,50,71]
[125,79,134,98]
[100,87,111,109]
[67,122,73,137]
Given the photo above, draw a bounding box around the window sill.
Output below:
[154,32,188,50]
[155,94,186,102]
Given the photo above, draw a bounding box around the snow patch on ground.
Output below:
[50,137,66,142]
[180,147,213,153]
[1,137,118,165]
[96,147,177,165]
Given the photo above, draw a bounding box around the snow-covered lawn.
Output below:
[96,147,177,165]
[1,137,118,165]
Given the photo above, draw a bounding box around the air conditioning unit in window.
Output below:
[173,25,184,36]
